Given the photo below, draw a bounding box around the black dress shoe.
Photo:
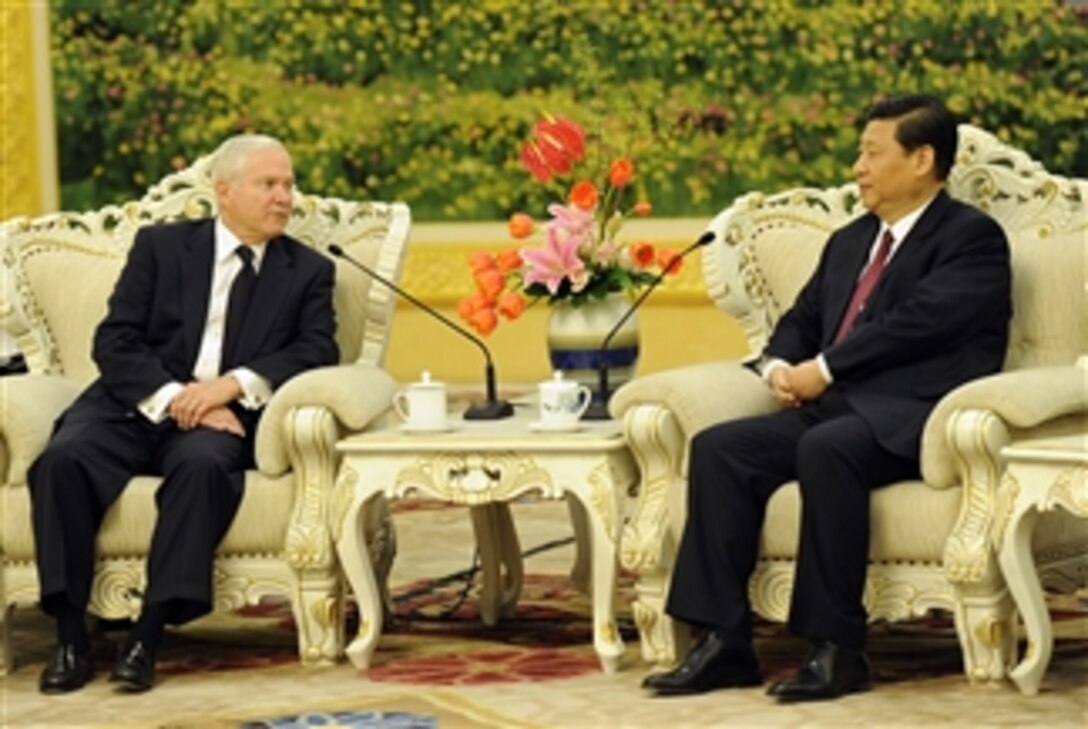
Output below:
[642,631,762,696]
[768,641,872,702]
[40,643,93,694]
[109,640,156,692]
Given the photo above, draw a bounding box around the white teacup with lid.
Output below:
[393,371,449,431]
[536,370,592,430]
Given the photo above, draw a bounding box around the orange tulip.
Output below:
[474,267,506,301]
[508,213,534,239]
[496,291,526,320]
[469,251,495,273]
[569,180,599,210]
[456,294,477,322]
[469,307,498,336]
[609,158,634,187]
[629,241,656,269]
[633,200,653,217]
[657,248,683,275]
[496,249,523,272]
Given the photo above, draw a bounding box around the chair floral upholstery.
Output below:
[0,156,409,671]
[610,125,1088,684]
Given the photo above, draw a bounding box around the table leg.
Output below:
[998,497,1049,695]
[567,491,625,673]
[336,490,386,669]
[470,503,523,625]
[566,495,591,594]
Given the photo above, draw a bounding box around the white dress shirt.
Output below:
[137,219,273,422]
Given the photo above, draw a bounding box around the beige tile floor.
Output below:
[2,500,1085,728]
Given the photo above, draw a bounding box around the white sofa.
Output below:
[611,125,1088,684]
[0,155,410,671]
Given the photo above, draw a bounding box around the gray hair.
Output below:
[210,134,289,183]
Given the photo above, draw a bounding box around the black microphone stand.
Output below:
[328,244,514,420]
[581,231,716,420]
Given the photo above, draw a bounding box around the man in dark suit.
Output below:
[31,135,339,694]
[642,95,1012,701]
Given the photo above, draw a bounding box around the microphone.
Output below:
[582,230,716,420]
[328,244,514,420]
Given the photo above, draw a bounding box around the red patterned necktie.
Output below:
[833,229,895,343]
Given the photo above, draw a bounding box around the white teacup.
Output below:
[393,371,448,430]
[538,371,592,428]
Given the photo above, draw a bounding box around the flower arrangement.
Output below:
[457,115,684,336]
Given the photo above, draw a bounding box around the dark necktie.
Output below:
[833,229,894,343]
[221,246,257,372]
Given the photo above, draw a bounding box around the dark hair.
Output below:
[863,94,958,181]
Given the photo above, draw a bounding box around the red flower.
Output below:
[520,117,586,182]
[633,200,652,217]
[629,241,656,269]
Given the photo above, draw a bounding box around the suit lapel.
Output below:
[842,190,953,334]
[181,221,216,367]
[232,236,294,362]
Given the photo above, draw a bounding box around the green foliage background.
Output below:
[52,0,1087,221]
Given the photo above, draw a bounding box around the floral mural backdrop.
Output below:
[52,0,1087,221]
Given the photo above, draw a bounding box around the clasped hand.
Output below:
[168,376,245,436]
[769,359,828,407]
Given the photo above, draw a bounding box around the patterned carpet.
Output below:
[4,501,1086,727]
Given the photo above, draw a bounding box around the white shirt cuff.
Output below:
[816,354,833,384]
[760,358,789,384]
[230,368,272,410]
[138,382,184,423]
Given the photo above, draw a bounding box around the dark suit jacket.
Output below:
[79,218,339,422]
[764,190,1012,458]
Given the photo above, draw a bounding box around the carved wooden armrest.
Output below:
[940,365,1087,587]
[923,365,1088,488]
[611,362,778,573]
[255,363,398,476]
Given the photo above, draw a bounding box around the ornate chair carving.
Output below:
[611,125,1088,684]
[0,155,409,671]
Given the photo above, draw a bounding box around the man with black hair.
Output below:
[643,94,1011,701]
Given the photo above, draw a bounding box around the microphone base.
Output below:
[581,399,612,421]
[463,399,515,420]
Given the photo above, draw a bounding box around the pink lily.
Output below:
[521,225,589,295]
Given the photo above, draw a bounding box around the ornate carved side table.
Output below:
[333,406,637,673]
[996,433,1087,695]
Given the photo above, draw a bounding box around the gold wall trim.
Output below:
[400,218,715,306]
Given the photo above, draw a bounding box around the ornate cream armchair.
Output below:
[611,125,1088,684]
[0,156,409,671]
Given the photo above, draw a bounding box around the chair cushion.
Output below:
[762,479,1088,564]
[2,470,294,560]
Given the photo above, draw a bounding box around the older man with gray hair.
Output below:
[29,135,339,694]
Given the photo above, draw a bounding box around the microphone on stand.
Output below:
[328,244,514,420]
[581,230,716,421]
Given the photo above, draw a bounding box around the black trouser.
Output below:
[28,397,254,626]
[666,390,920,652]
